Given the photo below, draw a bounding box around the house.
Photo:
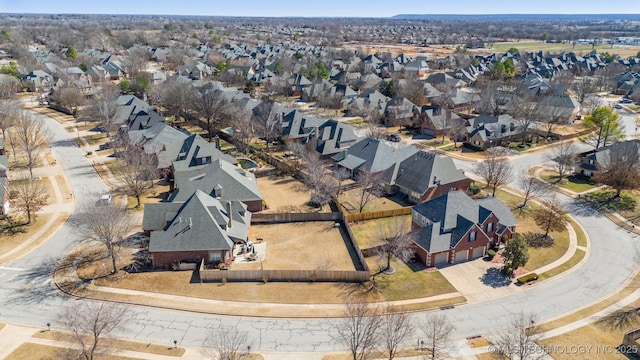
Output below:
[144,190,251,268]
[332,138,418,178]
[465,114,524,150]
[578,139,640,177]
[536,94,580,123]
[383,151,471,204]
[312,119,359,156]
[411,191,517,267]
[415,105,463,138]
[169,158,264,212]
[23,70,54,92]
[169,134,238,176]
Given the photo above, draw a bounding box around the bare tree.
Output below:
[162,77,195,122]
[86,83,120,140]
[0,100,18,137]
[380,307,414,360]
[593,142,640,199]
[545,141,577,181]
[533,197,567,238]
[507,86,539,145]
[333,296,382,360]
[377,216,414,273]
[302,148,335,207]
[494,312,544,360]
[54,85,85,112]
[11,178,49,224]
[474,148,514,196]
[365,111,386,140]
[356,171,383,213]
[203,326,250,360]
[252,100,282,152]
[125,45,151,81]
[420,312,455,360]
[114,148,158,208]
[194,86,228,141]
[334,167,351,197]
[571,75,598,113]
[517,171,548,208]
[476,79,502,116]
[77,203,132,274]
[59,301,129,360]
[12,111,49,180]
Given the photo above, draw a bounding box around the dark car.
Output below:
[387,134,401,142]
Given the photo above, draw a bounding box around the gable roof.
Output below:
[172,134,237,173]
[412,191,517,253]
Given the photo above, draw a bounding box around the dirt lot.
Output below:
[257,175,327,213]
[338,189,405,213]
[239,222,355,271]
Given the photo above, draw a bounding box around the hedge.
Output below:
[517,273,539,285]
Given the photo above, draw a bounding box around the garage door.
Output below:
[423,129,435,137]
[471,246,485,260]
[454,250,469,264]
[433,252,449,267]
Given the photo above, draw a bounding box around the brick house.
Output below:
[144,190,251,268]
[411,191,517,268]
[383,151,471,204]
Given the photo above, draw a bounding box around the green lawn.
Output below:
[366,257,456,301]
[542,174,597,193]
[424,138,452,147]
[538,249,586,281]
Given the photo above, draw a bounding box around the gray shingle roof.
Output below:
[148,190,250,253]
[170,159,263,204]
[390,151,468,194]
[412,191,516,252]
[333,138,417,174]
[171,134,237,173]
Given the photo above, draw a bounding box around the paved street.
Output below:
[0,109,639,356]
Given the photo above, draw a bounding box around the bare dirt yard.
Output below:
[238,222,356,271]
[257,175,329,213]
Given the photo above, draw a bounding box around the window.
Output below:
[486,222,493,232]
[209,251,222,262]
[469,231,476,242]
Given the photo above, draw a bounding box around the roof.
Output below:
[333,137,417,174]
[170,158,263,204]
[412,191,516,252]
[388,151,468,194]
[171,134,238,173]
[466,114,522,142]
[148,190,250,253]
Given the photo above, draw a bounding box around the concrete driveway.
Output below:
[439,258,521,304]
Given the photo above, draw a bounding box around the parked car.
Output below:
[615,104,623,109]
[100,193,112,205]
[386,134,401,142]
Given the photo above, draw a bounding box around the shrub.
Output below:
[586,190,637,211]
[487,249,496,259]
[517,273,539,285]
[469,184,481,195]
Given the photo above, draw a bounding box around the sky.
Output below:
[1,0,639,17]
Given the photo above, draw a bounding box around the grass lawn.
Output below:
[339,189,405,214]
[257,176,328,213]
[475,353,503,360]
[541,171,597,193]
[5,343,141,360]
[586,189,640,226]
[350,215,412,250]
[567,218,588,247]
[366,256,457,301]
[0,323,4,331]
[125,184,169,211]
[475,185,571,271]
[424,138,452,147]
[0,213,54,257]
[538,249,586,281]
[490,41,640,57]
[103,159,125,175]
[73,133,108,147]
[34,330,186,357]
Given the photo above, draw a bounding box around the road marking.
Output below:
[0,267,25,272]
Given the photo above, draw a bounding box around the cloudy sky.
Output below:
[1,0,639,17]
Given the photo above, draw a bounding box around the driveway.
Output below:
[439,258,519,304]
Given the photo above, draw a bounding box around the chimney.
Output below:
[227,201,233,228]
[215,184,223,199]
[188,217,192,229]
[214,135,220,150]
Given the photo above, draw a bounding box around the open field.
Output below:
[339,189,405,213]
[242,222,356,271]
[489,40,640,57]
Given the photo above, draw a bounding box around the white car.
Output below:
[101,193,112,205]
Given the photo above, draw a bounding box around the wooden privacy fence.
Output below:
[199,267,370,283]
[344,207,412,222]
[623,328,640,357]
[251,212,341,224]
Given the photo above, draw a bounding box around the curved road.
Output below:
[0,111,639,354]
